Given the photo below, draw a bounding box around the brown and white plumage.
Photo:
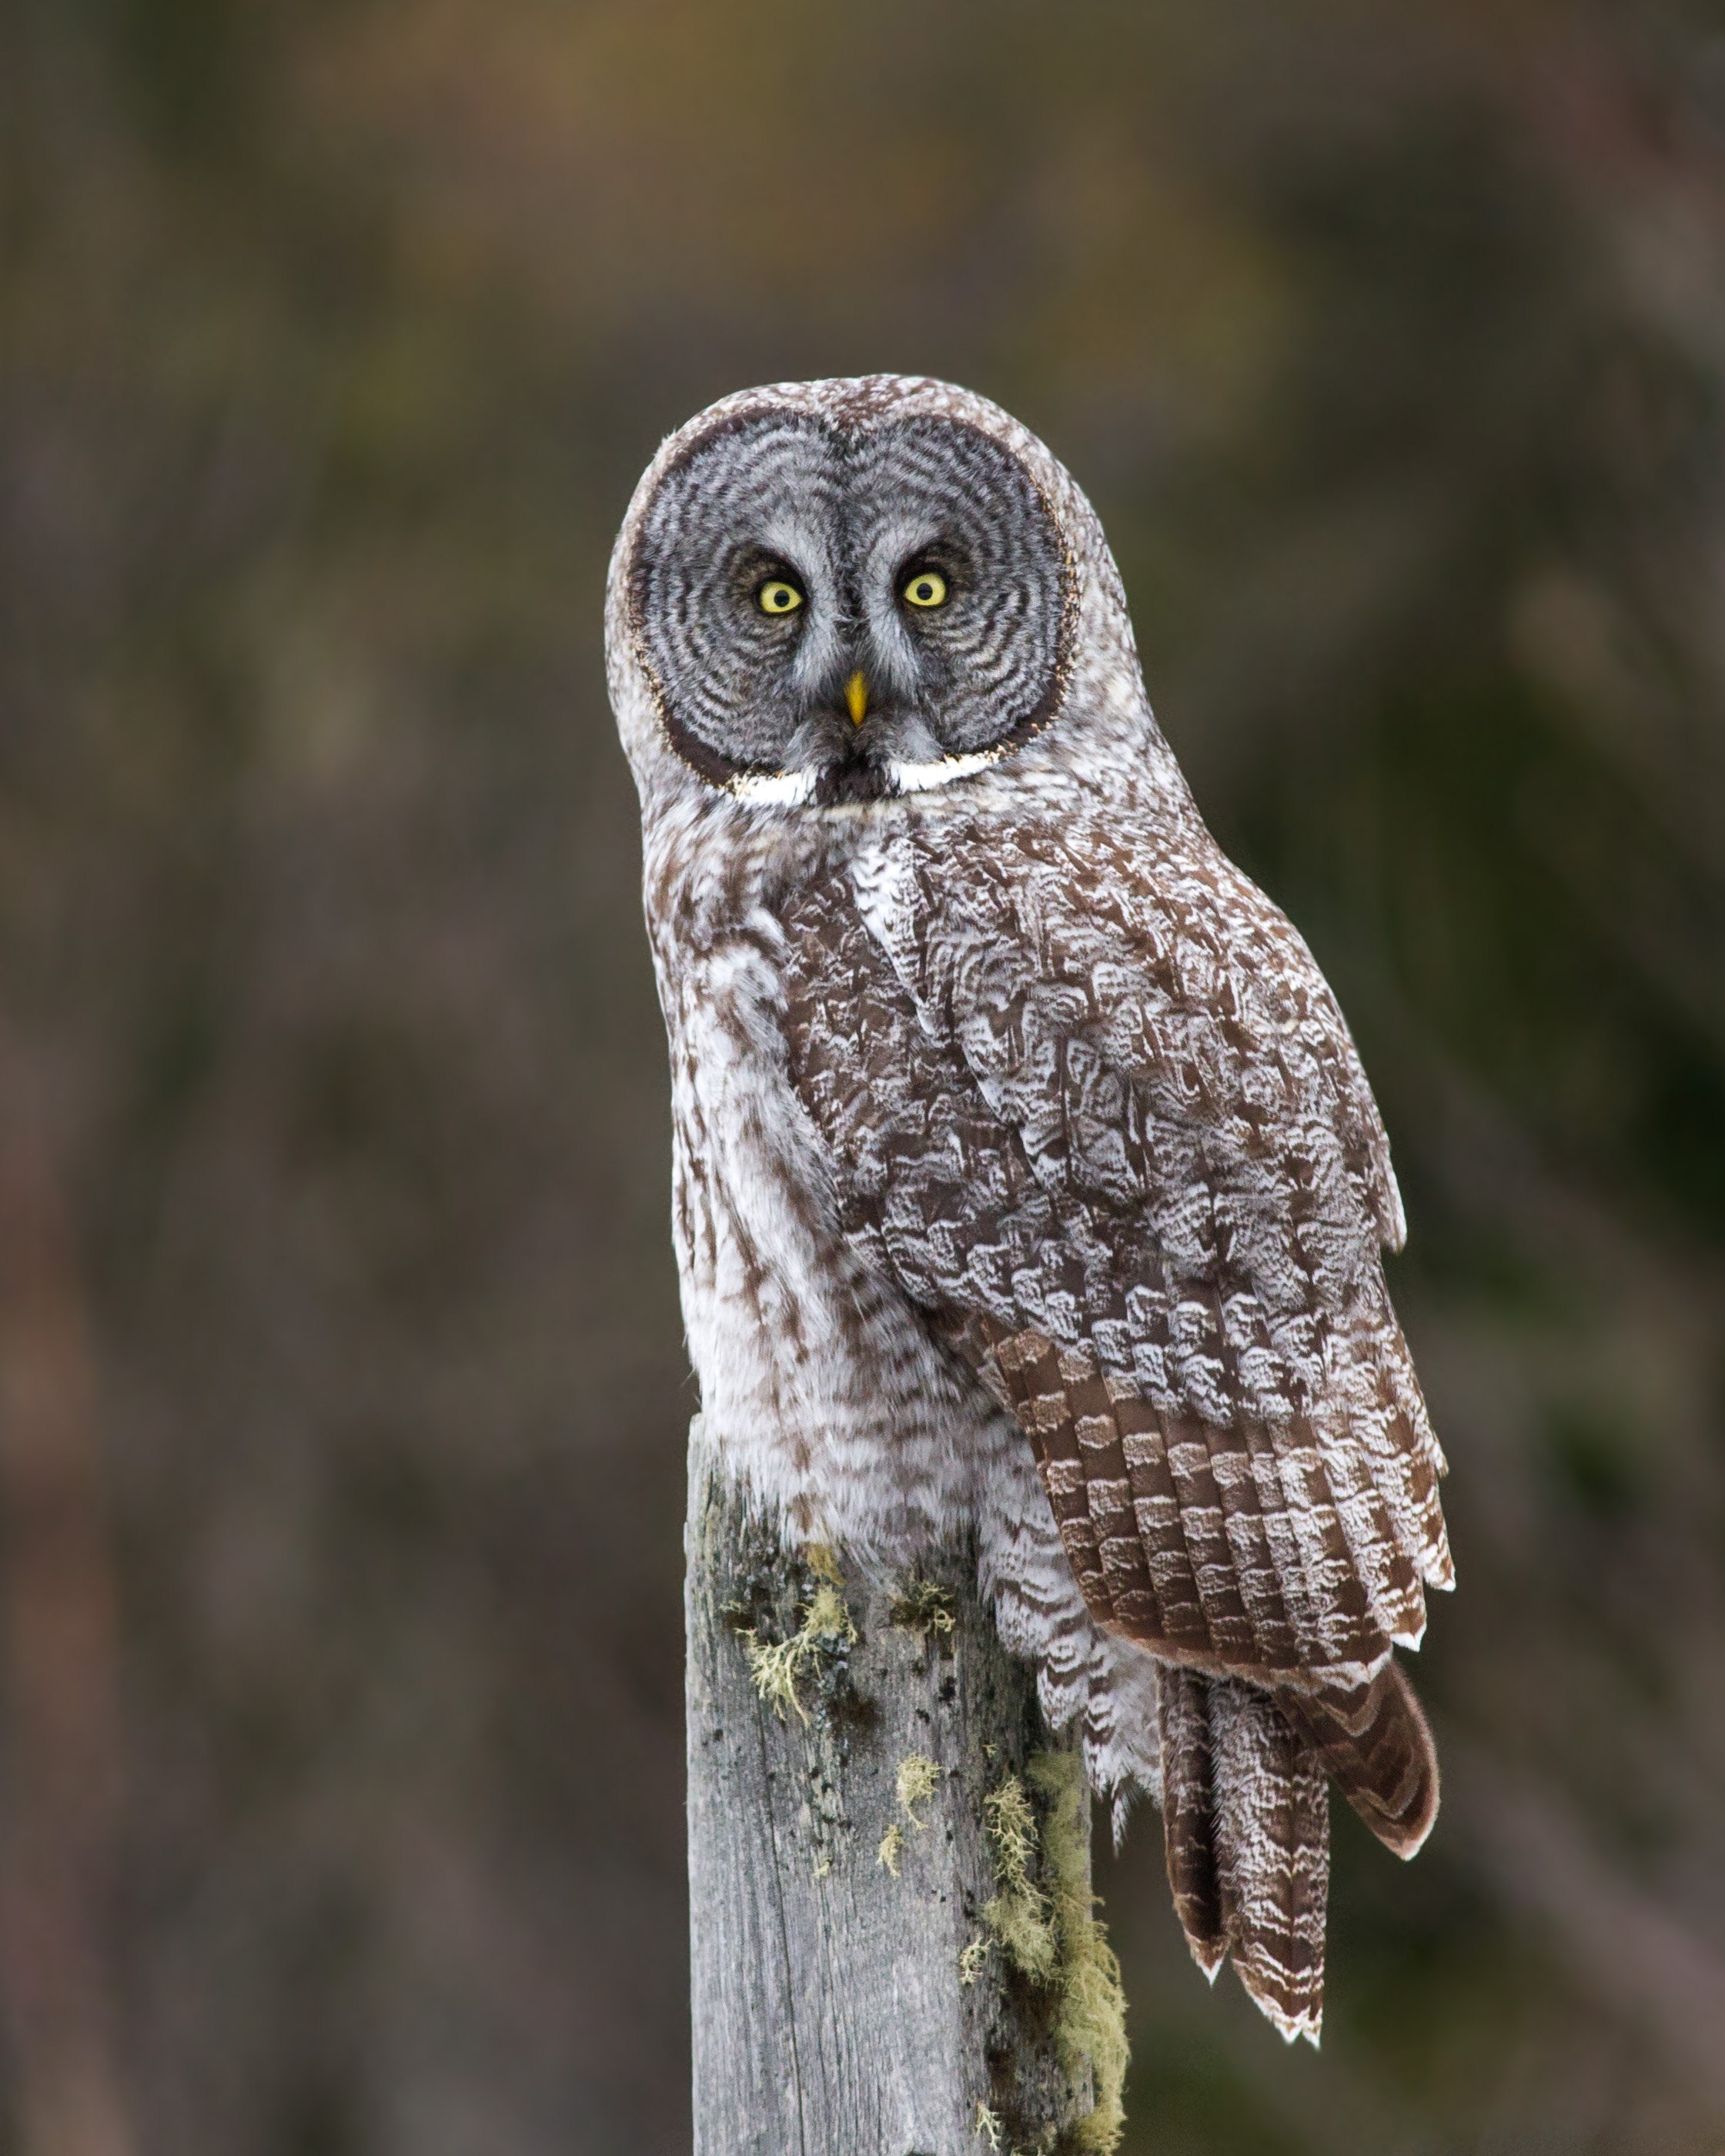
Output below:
[607,374,1453,2043]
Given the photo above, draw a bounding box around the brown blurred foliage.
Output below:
[4,2,1725,2151]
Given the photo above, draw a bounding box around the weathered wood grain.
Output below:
[685,1419,1094,2156]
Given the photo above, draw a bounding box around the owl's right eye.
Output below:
[757,579,804,616]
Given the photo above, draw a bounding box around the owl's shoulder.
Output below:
[880,796,1324,1048]
[859,793,1406,1252]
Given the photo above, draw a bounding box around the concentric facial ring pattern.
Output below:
[627,406,1071,783]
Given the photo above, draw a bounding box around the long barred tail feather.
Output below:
[1156,1668,1329,2044]
[1209,1680,1330,2041]
[1156,1666,1227,1980]
[1276,1660,1439,1858]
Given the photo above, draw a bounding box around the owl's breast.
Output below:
[652,868,991,1555]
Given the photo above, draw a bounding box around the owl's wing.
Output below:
[778,809,1451,1699]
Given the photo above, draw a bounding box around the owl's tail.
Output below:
[1156,1660,1438,2044]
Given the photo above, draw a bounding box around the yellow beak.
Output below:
[844,671,868,727]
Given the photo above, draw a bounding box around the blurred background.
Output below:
[5,1,1725,2150]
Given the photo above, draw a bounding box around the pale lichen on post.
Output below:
[897,1752,942,1830]
[982,1754,1130,2154]
[735,1544,858,1726]
[891,1578,959,1642]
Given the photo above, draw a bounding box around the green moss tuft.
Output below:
[1025,1752,1129,2154]
[891,1577,958,1640]
[982,1775,1058,1982]
[896,1751,942,1828]
[981,1753,1130,2154]
[740,1557,858,1726]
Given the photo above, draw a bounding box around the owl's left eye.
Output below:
[757,579,804,615]
[901,569,948,609]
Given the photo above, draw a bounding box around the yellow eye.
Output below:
[902,569,948,609]
[757,579,804,615]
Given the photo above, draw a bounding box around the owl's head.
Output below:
[607,376,1155,811]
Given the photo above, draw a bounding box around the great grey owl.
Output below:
[606,375,1453,2044]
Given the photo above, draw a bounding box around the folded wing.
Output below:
[781,809,1449,1669]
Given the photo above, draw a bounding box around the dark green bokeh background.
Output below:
[5,3,1725,2151]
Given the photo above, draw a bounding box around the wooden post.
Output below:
[685,1418,1111,2156]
